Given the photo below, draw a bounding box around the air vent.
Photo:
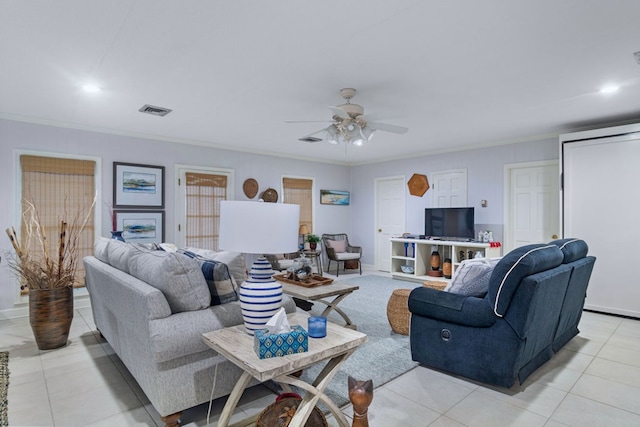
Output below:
[634,51,640,65]
[299,136,323,143]
[138,104,172,117]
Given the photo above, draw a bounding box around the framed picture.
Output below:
[114,210,165,244]
[320,189,350,205]
[113,162,165,208]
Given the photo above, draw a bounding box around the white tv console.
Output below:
[390,238,502,283]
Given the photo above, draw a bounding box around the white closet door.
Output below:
[375,176,405,272]
[563,132,640,318]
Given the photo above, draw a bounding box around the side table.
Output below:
[202,312,367,427]
[280,280,360,329]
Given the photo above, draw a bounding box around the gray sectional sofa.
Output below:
[83,238,296,426]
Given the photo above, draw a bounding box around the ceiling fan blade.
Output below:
[367,121,409,134]
[328,106,350,120]
[359,112,407,122]
[284,120,333,123]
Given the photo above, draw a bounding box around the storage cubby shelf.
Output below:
[390,238,501,283]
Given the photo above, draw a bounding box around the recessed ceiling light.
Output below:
[600,84,619,94]
[82,84,101,93]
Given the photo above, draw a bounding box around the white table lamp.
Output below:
[219,200,300,334]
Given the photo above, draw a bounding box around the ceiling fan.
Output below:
[288,88,408,146]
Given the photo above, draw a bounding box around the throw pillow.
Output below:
[326,239,347,253]
[107,239,132,273]
[184,247,247,286]
[445,257,501,297]
[128,251,211,313]
[94,237,110,264]
[180,250,239,305]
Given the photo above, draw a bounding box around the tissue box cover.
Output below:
[254,325,309,359]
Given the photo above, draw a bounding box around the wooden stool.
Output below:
[386,289,412,335]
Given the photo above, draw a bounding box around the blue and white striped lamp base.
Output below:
[239,257,283,335]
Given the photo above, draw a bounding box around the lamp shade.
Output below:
[219,201,300,254]
[298,224,309,235]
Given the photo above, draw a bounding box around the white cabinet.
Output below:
[390,238,501,283]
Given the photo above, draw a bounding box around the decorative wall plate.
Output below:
[408,173,430,197]
[261,187,278,203]
[243,178,259,199]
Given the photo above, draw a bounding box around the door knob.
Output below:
[378,229,382,232]
[552,234,558,239]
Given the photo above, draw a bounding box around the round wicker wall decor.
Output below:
[261,187,278,203]
[243,178,259,199]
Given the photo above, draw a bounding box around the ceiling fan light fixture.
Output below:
[325,124,340,144]
[292,87,407,147]
[344,121,362,140]
[352,136,365,146]
[361,125,376,142]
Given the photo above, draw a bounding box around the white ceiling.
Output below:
[2,1,639,165]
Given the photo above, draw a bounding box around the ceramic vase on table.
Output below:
[239,257,283,335]
[430,251,441,271]
[110,230,125,241]
[443,258,452,279]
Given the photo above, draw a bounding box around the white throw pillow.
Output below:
[445,257,501,297]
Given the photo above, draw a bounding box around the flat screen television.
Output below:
[425,207,475,240]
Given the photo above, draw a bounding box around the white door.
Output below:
[562,130,640,318]
[431,169,468,207]
[375,176,405,272]
[504,161,559,252]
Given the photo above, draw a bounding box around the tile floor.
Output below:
[2,271,640,426]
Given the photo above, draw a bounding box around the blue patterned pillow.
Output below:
[180,250,239,305]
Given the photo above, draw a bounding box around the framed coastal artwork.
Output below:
[113,162,165,208]
[320,189,350,205]
[114,210,165,243]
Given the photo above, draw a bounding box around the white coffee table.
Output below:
[201,312,367,427]
[280,280,360,329]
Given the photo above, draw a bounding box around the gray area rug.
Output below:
[0,352,8,427]
[296,275,420,409]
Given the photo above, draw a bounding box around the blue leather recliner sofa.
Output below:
[408,238,595,388]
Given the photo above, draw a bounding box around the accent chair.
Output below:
[321,233,362,276]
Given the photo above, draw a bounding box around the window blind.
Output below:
[185,172,228,250]
[283,178,313,233]
[20,155,96,292]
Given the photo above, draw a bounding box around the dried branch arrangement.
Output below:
[5,199,95,290]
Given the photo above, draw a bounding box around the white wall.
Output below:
[0,117,560,310]
[0,119,351,310]
[350,138,559,265]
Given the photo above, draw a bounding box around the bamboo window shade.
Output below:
[185,172,228,251]
[20,155,96,292]
[282,178,313,233]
